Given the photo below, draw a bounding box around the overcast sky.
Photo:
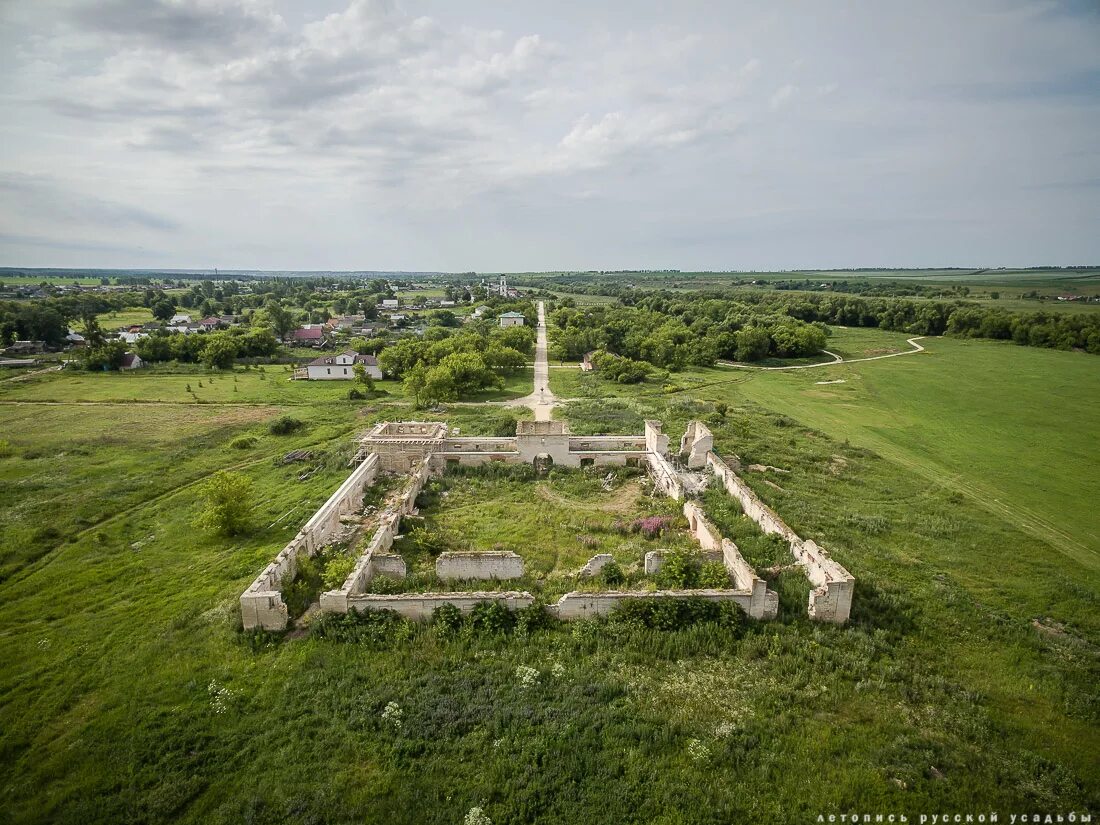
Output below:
[1,0,1098,272]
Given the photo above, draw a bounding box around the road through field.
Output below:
[718,337,926,371]
[505,301,557,421]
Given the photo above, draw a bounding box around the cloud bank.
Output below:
[0,0,1097,270]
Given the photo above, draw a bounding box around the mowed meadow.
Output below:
[0,334,1097,823]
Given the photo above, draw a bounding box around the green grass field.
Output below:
[725,337,1100,568]
[94,307,156,328]
[391,469,696,591]
[0,366,534,406]
[0,319,1097,822]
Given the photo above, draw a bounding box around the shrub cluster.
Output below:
[654,549,730,589]
[609,597,745,632]
[268,416,305,435]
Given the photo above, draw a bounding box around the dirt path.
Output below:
[718,337,926,371]
[503,301,557,421]
[535,479,641,511]
[0,365,63,383]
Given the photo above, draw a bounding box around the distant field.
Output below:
[0,366,534,405]
[94,307,156,328]
[0,274,105,285]
[725,337,1100,568]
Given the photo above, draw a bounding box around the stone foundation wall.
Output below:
[329,454,434,605]
[241,453,380,631]
[645,451,683,499]
[644,420,670,456]
[436,551,525,581]
[551,588,755,620]
[680,420,714,469]
[706,451,854,624]
[347,591,535,621]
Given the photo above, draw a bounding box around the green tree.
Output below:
[403,363,430,409]
[81,340,129,371]
[151,298,176,321]
[352,361,375,393]
[263,300,296,339]
[195,471,253,536]
[734,326,771,362]
[201,333,239,369]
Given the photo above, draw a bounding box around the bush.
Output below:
[195,470,253,536]
[281,555,321,618]
[599,560,625,587]
[229,435,258,450]
[311,608,410,646]
[469,600,514,634]
[347,388,366,400]
[432,603,464,635]
[322,554,357,590]
[698,561,731,589]
[269,416,305,435]
[515,601,557,635]
[485,411,520,437]
[610,597,745,632]
[0,439,15,458]
[408,526,448,556]
[654,549,700,589]
[367,575,405,594]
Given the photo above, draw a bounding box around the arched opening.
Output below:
[534,453,554,476]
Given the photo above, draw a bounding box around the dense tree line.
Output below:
[132,328,279,368]
[549,299,828,368]
[0,295,146,345]
[748,292,1100,353]
[547,288,1100,358]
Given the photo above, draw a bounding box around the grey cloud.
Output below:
[0,1,1097,269]
[0,174,180,232]
[70,0,284,53]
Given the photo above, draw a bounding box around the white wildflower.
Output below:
[687,738,711,763]
[381,700,403,730]
[714,721,735,738]
[550,662,566,678]
[207,679,239,715]
[464,807,492,825]
[515,665,540,688]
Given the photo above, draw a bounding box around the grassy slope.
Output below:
[550,328,1099,568]
[722,336,1100,569]
[0,337,1097,822]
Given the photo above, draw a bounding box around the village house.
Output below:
[3,340,46,356]
[380,298,398,310]
[119,352,144,370]
[498,311,526,328]
[326,315,365,331]
[287,325,327,347]
[169,313,192,325]
[294,350,381,380]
